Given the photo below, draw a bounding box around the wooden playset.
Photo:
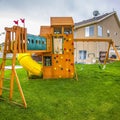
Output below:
[0,17,120,108]
[74,38,120,64]
[0,17,75,107]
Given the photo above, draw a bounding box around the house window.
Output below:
[107,30,110,37]
[98,26,103,36]
[74,31,77,38]
[85,26,94,37]
[79,50,87,60]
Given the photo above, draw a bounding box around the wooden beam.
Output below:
[14,69,27,108]
[104,42,111,64]
[74,38,113,43]
[26,50,51,54]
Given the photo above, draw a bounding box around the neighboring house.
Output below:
[0,42,13,58]
[0,32,5,51]
[0,42,4,58]
[0,42,4,52]
[74,11,120,64]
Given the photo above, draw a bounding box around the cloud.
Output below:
[0,0,120,38]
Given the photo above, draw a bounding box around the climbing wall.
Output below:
[52,35,74,78]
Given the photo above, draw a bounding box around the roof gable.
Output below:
[75,11,119,28]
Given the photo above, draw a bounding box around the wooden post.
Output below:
[0,70,3,96]
[0,31,9,95]
[0,26,27,108]
[111,42,120,60]
[14,69,27,108]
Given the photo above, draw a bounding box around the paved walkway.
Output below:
[5,65,23,69]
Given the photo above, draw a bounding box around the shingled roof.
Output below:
[74,11,117,28]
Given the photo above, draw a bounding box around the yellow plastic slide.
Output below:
[17,53,43,77]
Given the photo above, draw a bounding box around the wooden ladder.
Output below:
[0,26,27,108]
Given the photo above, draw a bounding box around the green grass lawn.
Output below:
[0,60,120,120]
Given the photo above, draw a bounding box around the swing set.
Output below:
[74,38,120,68]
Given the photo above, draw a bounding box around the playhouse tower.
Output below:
[41,17,74,79]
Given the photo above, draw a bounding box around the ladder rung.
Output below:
[0,87,10,91]
[0,97,26,108]
[2,57,12,60]
[0,78,10,81]
[6,43,10,45]
[3,78,11,81]
[6,58,13,60]
[4,51,9,53]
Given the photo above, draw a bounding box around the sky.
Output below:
[0,0,120,43]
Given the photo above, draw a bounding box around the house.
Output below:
[0,42,4,52]
[74,11,120,64]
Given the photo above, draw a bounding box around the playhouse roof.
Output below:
[40,26,52,35]
[50,17,74,26]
